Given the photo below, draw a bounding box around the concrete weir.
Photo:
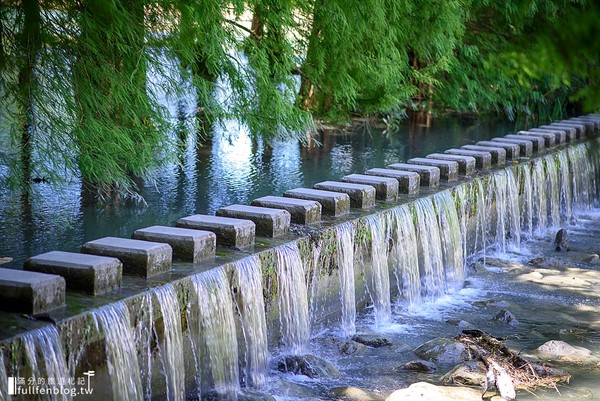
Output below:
[1,114,599,401]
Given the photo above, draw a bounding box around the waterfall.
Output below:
[474,179,489,258]
[569,144,598,211]
[363,215,391,327]
[335,222,356,337]
[233,256,269,388]
[556,153,573,221]
[92,302,143,401]
[532,159,549,234]
[189,268,240,399]
[275,243,310,355]
[390,205,420,306]
[491,171,521,252]
[17,325,71,401]
[413,198,445,298]
[0,352,7,401]
[434,191,464,289]
[518,165,534,239]
[545,157,561,227]
[152,285,185,401]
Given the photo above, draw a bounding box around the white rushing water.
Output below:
[233,255,269,388]
[390,205,421,307]
[0,352,7,401]
[275,243,310,355]
[335,222,357,337]
[152,284,185,401]
[434,191,465,290]
[190,268,240,400]
[363,215,392,327]
[413,198,445,299]
[92,302,143,401]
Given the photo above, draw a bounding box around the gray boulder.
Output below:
[441,360,486,386]
[352,334,393,348]
[413,337,471,365]
[275,354,340,378]
[554,228,570,251]
[395,359,437,373]
[492,309,519,326]
[386,382,481,401]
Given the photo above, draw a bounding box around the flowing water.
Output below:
[275,243,310,355]
[413,198,445,299]
[189,268,240,400]
[362,215,392,327]
[434,191,465,289]
[0,352,7,401]
[390,205,420,307]
[335,222,356,337]
[232,256,269,388]
[91,302,143,401]
[152,284,185,401]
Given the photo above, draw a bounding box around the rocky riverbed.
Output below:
[266,209,600,400]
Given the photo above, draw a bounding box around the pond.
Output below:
[0,115,520,267]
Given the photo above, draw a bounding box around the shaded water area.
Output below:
[0,117,519,267]
[2,118,600,401]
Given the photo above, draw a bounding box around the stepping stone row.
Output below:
[4,114,597,314]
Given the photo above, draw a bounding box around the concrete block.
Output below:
[426,153,475,175]
[529,128,566,143]
[542,124,577,141]
[461,145,506,166]
[517,131,556,148]
[24,251,122,295]
[444,149,492,170]
[568,117,597,133]
[407,157,459,181]
[251,196,321,225]
[132,226,216,263]
[284,188,350,217]
[504,134,545,152]
[0,267,65,314]
[387,163,440,187]
[81,237,172,278]
[551,122,584,138]
[476,141,520,160]
[177,214,255,249]
[364,168,420,194]
[313,181,376,209]
[341,174,399,202]
[216,205,291,237]
[491,137,533,157]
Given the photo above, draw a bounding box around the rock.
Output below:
[446,319,471,328]
[386,382,481,401]
[0,257,12,265]
[275,354,340,378]
[331,386,383,401]
[441,360,486,386]
[339,340,367,355]
[492,309,519,326]
[395,360,437,373]
[534,340,598,364]
[528,257,570,269]
[351,334,393,348]
[554,228,570,251]
[413,338,471,365]
[238,390,277,401]
[582,253,600,264]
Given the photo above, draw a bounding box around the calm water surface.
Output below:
[0,116,522,267]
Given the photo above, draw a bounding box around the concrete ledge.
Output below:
[491,137,533,157]
[251,196,321,225]
[426,153,475,175]
[552,122,584,138]
[387,163,440,187]
[216,205,291,237]
[132,226,216,263]
[568,118,597,133]
[408,157,458,181]
[542,124,577,141]
[0,267,65,314]
[461,145,506,166]
[476,141,520,160]
[529,128,566,143]
[364,168,420,194]
[24,251,122,295]
[341,174,399,202]
[177,215,255,249]
[313,181,376,209]
[81,237,172,278]
[444,149,492,169]
[426,154,475,175]
[518,131,556,148]
[504,134,545,152]
[284,188,350,217]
